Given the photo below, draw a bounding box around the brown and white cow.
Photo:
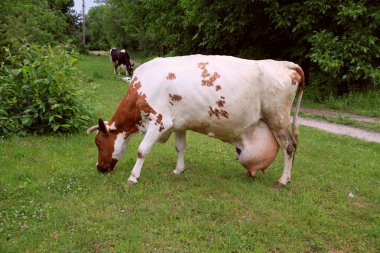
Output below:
[87,55,304,188]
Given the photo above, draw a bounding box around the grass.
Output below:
[302,90,380,118]
[1,55,379,252]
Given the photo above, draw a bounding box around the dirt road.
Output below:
[299,117,380,143]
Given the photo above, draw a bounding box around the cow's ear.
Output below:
[98,118,109,134]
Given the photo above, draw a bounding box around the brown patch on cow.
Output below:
[166,72,176,80]
[154,113,165,132]
[208,96,228,119]
[197,62,220,87]
[215,85,221,91]
[208,106,229,119]
[288,66,305,90]
[109,77,143,133]
[137,151,143,159]
[202,72,220,87]
[198,62,209,69]
[169,93,182,106]
[216,99,225,107]
[110,76,161,132]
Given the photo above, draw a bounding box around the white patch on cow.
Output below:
[112,132,127,160]
[109,122,117,130]
[121,49,126,53]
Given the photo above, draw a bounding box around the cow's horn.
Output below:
[86,125,99,135]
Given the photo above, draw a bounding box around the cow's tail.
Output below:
[290,65,305,143]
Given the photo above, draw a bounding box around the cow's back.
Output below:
[132,55,298,140]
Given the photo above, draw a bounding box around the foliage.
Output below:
[85,0,379,98]
[263,0,380,95]
[0,0,82,60]
[85,5,111,50]
[0,0,76,48]
[0,44,93,137]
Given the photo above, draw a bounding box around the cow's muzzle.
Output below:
[97,159,118,173]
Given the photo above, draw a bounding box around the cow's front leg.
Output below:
[113,63,117,75]
[127,130,158,184]
[172,131,186,175]
[127,123,173,185]
[272,129,297,188]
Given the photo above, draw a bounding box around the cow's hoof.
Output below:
[126,180,137,186]
[172,168,184,175]
[272,182,285,189]
[127,175,138,185]
[246,171,258,177]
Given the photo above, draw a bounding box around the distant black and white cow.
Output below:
[109,48,134,76]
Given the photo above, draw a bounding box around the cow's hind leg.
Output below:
[173,131,186,175]
[272,128,297,188]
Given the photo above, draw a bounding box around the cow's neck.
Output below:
[109,81,142,135]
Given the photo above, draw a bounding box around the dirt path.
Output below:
[299,117,380,143]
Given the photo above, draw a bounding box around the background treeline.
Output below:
[87,0,380,99]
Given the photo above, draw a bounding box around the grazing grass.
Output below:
[302,90,380,118]
[1,55,379,252]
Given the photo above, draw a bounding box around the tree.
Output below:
[81,0,380,97]
[258,0,380,95]
[0,0,73,50]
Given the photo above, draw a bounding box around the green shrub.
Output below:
[0,44,93,137]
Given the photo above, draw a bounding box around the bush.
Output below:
[0,44,93,137]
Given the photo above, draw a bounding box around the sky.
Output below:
[72,0,101,14]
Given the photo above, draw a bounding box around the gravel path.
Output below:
[299,117,380,143]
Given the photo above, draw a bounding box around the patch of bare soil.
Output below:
[89,50,109,56]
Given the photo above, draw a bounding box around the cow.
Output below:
[109,48,134,76]
[87,55,304,188]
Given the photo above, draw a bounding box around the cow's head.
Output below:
[127,62,134,76]
[86,119,127,173]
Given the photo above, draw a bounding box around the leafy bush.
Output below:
[0,44,93,137]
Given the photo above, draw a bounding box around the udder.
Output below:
[237,121,279,176]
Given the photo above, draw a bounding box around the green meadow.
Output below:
[1,55,379,252]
